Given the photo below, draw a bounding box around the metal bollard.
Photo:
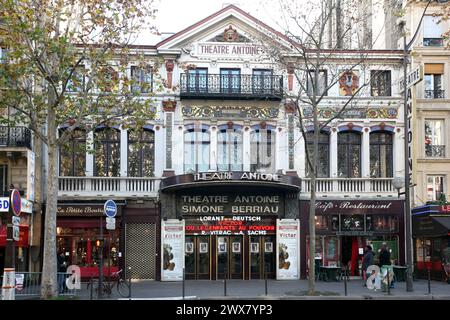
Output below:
[344,268,348,296]
[128,266,132,300]
[90,276,93,300]
[427,268,431,295]
[265,275,268,296]
[387,270,391,295]
[182,267,185,300]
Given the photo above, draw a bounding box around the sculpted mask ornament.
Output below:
[339,71,359,96]
[223,25,238,42]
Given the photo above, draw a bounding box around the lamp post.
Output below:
[399,0,433,292]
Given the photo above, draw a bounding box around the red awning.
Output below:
[0,225,29,247]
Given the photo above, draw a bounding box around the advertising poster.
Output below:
[276,219,300,280]
[161,219,185,281]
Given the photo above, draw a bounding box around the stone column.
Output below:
[154,124,164,177]
[120,127,128,177]
[362,127,370,178]
[243,126,251,171]
[165,60,174,89]
[330,128,338,178]
[210,126,218,171]
[86,131,94,176]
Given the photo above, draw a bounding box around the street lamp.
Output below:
[399,0,433,292]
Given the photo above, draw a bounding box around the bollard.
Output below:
[265,275,268,296]
[90,276,93,300]
[427,268,431,295]
[344,267,348,296]
[128,267,132,300]
[182,267,185,300]
[387,269,391,295]
[224,277,227,297]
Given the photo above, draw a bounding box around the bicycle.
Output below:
[87,269,130,298]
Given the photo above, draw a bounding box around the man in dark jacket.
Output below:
[57,252,67,293]
[363,246,374,275]
[378,244,391,267]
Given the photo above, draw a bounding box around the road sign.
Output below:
[10,189,21,216]
[106,217,116,230]
[13,225,19,241]
[399,66,423,92]
[104,199,117,218]
[12,216,20,226]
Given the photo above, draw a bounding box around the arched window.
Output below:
[128,129,155,177]
[305,131,329,178]
[338,131,361,178]
[59,129,86,176]
[250,129,275,172]
[184,128,210,173]
[370,132,393,178]
[94,127,120,177]
[217,128,243,171]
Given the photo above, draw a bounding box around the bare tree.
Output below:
[255,0,398,294]
[0,0,158,298]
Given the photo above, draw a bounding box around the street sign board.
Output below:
[10,189,21,216]
[13,225,19,241]
[104,199,117,218]
[106,217,116,230]
[12,216,20,226]
[399,66,423,92]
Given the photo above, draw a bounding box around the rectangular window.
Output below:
[187,68,208,93]
[427,175,445,201]
[67,66,85,93]
[306,70,327,96]
[252,69,273,94]
[424,119,445,157]
[370,70,391,96]
[220,68,240,94]
[0,165,7,196]
[131,65,152,93]
[423,16,443,46]
[424,64,444,99]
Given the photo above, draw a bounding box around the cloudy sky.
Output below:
[135,0,286,45]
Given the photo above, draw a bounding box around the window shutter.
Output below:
[424,63,444,74]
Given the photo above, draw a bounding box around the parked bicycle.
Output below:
[87,269,130,298]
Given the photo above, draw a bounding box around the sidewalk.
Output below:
[76,279,450,300]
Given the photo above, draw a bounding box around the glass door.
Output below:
[250,236,276,279]
[217,236,243,279]
[220,69,241,94]
[185,236,211,280]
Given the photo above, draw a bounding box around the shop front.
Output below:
[56,202,123,279]
[412,204,450,282]
[300,200,405,279]
[160,172,301,280]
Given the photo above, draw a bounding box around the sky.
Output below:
[134,0,287,45]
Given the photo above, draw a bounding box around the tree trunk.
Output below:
[40,105,59,299]
[308,175,317,295]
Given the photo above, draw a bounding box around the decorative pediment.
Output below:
[207,25,251,43]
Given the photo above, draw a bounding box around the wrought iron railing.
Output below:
[424,90,445,99]
[179,73,283,100]
[0,126,31,149]
[425,145,446,158]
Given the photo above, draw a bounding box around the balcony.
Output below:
[179,74,283,100]
[425,145,446,158]
[0,126,31,149]
[58,176,161,198]
[424,90,445,99]
[301,178,395,198]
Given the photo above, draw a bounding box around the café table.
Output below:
[319,266,341,282]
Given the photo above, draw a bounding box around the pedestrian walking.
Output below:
[57,252,67,294]
[362,245,374,285]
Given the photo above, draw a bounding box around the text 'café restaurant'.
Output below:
[159,172,302,281]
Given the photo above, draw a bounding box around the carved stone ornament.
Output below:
[339,71,359,96]
[162,100,177,112]
[165,60,174,73]
[224,25,239,42]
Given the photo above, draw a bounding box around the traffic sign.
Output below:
[10,189,21,216]
[104,199,117,218]
[106,217,116,230]
[12,216,20,226]
[13,225,19,241]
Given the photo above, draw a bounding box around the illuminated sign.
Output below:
[185,216,276,235]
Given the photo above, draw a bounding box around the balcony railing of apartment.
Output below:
[425,145,446,158]
[301,178,394,194]
[424,90,445,99]
[423,38,444,47]
[179,74,283,100]
[0,126,32,149]
[58,176,161,197]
